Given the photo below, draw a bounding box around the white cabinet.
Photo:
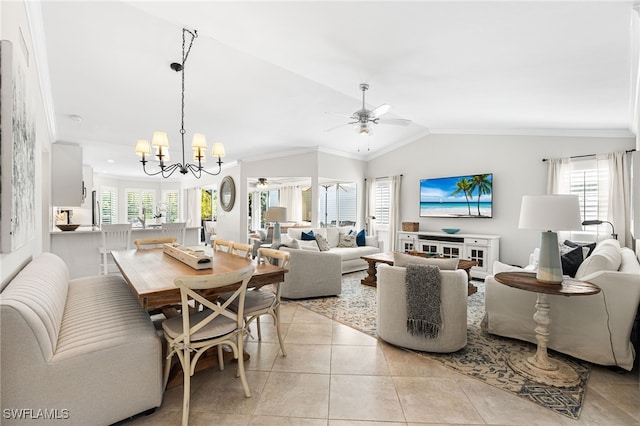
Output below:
[52,143,84,206]
[397,231,500,279]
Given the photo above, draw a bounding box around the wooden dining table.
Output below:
[111,247,288,388]
[111,247,287,310]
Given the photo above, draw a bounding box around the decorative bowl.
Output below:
[441,228,460,234]
[56,224,80,232]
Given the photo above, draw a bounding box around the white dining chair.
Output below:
[162,264,254,426]
[98,224,132,275]
[161,222,187,245]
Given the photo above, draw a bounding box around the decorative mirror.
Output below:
[219,176,236,212]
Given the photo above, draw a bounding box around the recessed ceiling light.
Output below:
[107,159,115,163]
[69,114,83,122]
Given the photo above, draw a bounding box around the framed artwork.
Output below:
[1,38,36,253]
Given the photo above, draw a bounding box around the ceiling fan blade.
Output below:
[326,111,355,119]
[325,122,352,132]
[371,104,390,117]
[377,118,412,126]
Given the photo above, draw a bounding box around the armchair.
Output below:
[376,264,468,353]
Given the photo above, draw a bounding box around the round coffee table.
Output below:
[494,271,600,387]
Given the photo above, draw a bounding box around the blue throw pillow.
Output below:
[301,230,315,241]
[356,229,366,246]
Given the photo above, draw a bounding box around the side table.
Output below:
[494,271,600,387]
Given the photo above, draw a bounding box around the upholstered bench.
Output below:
[0,253,163,425]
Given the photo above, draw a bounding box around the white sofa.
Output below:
[283,226,382,274]
[484,239,640,371]
[0,253,163,425]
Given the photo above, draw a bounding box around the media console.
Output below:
[397,231,500,279]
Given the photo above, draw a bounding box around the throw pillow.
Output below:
[560,246,584,278]
[356,229,366,246]
[315,234,330,251]
[564,240,597,258]
[301,230,315,241]
[338,232,357,248]
[257,229,267,241]
[393,252,459,270]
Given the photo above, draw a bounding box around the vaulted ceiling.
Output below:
[36,1,636,178]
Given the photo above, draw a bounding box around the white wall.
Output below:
[366,133,636,267]
[0,1,53,286]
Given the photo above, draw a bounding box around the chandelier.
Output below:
[135,28,225,178]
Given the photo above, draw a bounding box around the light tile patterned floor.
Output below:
[122,303,640,426]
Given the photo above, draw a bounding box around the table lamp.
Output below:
[518,195,581,283]
[264,207,287,246]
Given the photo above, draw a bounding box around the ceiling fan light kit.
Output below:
[135,28,225,178]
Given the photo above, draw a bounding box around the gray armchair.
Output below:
[249,227,273,257]
[203,220,217,246]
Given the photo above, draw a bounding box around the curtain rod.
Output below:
[365,174,404,181]
[542,149,636,162]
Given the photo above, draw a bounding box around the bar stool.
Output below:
[98,224,132,275]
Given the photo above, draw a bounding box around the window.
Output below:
[374,179,390,225]
[126,189,155,224]
[319,182,357,227]
[162,190,179,223]
[567,158,609,225]
[100,186,118,224]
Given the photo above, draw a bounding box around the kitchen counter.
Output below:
[51,226,201,278]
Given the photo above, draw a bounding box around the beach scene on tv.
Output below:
[420,174,493,218]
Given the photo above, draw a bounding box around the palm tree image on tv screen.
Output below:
[419,174,493,218]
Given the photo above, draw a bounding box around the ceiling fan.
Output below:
[327,83,412,135]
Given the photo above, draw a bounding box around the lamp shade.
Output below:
[151,131,169,147]
[519,195,581,231]
[191,133,207,149]
[135,139,151,156]
[264,207,287,223]
[212,142,225,158]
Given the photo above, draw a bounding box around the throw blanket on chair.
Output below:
[405,264,441,338]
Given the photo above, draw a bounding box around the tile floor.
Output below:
[123,302,640,426]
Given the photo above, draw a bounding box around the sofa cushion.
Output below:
[393,252,459,270]
[575,241,622,279]
[356,229,366,246]
[338,232,357,248]
[325,226,354,247]
[329,245,379,261]
[493,260,528,274]
[365,235,379,247]
[298,240,320,251]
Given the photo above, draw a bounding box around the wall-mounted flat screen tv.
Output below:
[420,173,493,218]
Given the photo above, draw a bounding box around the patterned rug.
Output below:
[295,271,591,420]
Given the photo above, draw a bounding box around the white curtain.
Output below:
[250,192,261,231]
[547,152,632,248]
[546,158,571,194]
[600,151,632,247]
[388,175,402,251]
[184,187,200,227]
[279,185,302,223]
[364,178,375,234]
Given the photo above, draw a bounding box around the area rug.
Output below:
[295,271,591,420]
